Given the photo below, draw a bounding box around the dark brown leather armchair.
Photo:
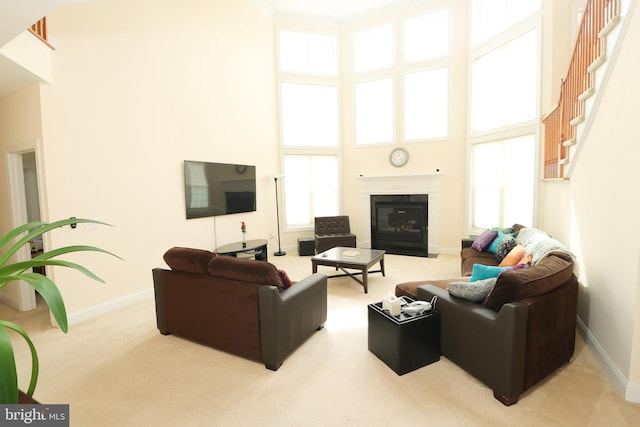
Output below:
[400,254,578,405]
[314,215,356,253]
[153,248,327,370]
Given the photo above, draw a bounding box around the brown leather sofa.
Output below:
[153,247,327,370]
[395,232,578,405]
[314,215,356,253]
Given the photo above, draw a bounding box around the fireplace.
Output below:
[371,194,428,257]
[359,174,440,255]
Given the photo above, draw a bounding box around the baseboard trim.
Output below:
[576,316,640,403]
[67,288,154,326]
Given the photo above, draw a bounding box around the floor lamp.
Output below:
[273,176,286,256]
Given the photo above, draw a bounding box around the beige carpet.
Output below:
[5,252,640,426]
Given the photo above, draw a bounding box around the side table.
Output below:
[367,298,440,375]
[216,239,268,262]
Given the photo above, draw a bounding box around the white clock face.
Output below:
[390,148,409,167]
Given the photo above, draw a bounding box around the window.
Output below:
[354,24,393,72]
[404,67,448,140]
[283,155,339,227]
[280,82,339,147]
[468,3,541,231]
[471,0,541,46]
[278,31,337,75]
[353,9,450,145]
[277,29,340,229]
[471,135,535,229]
[470,28,538,133]
[404,10,449,62]
[355,78,394,145]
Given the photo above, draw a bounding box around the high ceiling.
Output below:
[261,0,421,18]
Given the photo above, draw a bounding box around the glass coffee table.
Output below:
[311,247,385,293]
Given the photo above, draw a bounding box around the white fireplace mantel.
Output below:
[359,174,440,254]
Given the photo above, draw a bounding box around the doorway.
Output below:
[2,147,43,311]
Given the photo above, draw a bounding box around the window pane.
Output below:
[404,67,448,140]
[355,24,393,72]
[279,30,337,75]
[355,78,393,145]
[471,28,538,133]
[404,10,449,62]
[471,135,535,229]
[284,155,339,227]
[281,82,339,147]
[472,0,541,45]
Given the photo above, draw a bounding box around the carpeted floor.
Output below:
[4,252,640,426]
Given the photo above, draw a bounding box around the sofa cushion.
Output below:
[471,229,498,251]
[164,247,215,275]
[483,255,574,311]
[207,256,284,290]
[461,247,498,276]
[278,269,293,289]
[447,277,497,303]
[395,277,466,299]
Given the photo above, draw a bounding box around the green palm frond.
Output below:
[0,218,117,403]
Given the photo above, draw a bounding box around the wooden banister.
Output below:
[541,0,619,179]
[28,17,55,50]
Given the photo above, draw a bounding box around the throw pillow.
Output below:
[487,229,509,253]
[278,269,293,289]
[499,244,526,267]
[469,264,511,282]
[447,277,497,303]
[471,229,498,252]
[494,235,516,262]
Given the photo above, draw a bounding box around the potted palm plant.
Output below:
[0,218,118,404]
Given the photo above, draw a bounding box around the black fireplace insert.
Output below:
[370,194,428,257]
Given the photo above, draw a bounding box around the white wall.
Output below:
[539,1,640,399]
[37,0,279,314]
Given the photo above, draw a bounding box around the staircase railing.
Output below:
[542,0,619,179]
[28,17,55,50]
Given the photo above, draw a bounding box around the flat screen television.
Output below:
[184,160,256,219]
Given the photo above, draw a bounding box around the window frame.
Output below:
[276,27,342,231]
[351,8,452,147]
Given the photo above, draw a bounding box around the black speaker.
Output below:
[298,238,315,256]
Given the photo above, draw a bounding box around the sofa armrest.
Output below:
[258,273,328,370]
[461,238,475,249]
[417,284,528,403]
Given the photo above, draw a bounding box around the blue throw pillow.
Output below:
[469,264,511,282]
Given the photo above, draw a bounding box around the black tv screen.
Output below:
[184,160,256,219]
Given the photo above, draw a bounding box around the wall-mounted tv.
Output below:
[184,160,256,219]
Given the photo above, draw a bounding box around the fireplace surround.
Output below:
[359,175,440,255]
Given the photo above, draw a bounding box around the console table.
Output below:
[216,239,268,261]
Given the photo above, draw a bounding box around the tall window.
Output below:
[354,9,450,145]
[278,30,340,229]
[468,1,540,231]
[471,135,535,228]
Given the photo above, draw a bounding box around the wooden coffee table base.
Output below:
[311,247,385,293]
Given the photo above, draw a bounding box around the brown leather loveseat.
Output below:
[153,247,327,370]
[395,227,578,405]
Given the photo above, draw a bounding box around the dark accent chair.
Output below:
[314,215,357,253]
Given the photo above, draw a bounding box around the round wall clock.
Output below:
[389,147,409,167]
